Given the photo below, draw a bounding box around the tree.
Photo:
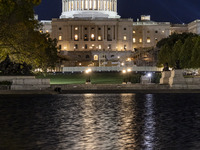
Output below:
[157,33,198,68]
[0,0,58,72]
[191,37,200,68]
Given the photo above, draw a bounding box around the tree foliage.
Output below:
[0,0,58,72]
[157,33,200,69]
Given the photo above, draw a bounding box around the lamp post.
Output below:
[127,68,132,84]
[85,68,92,84]
[122,69,127,84]
[147,73,152,83]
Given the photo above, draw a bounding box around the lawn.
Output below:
[36,72,141,84]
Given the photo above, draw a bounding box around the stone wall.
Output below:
[0,76,35,82]
[11,79,50,90]
[160,70,200,89]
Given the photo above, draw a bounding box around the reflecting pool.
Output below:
[0,93,200,149]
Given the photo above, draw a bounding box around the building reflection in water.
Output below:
[118,93,137,149]
[143,94,156,150]
[55,93,156,149]
[79,94,97,149]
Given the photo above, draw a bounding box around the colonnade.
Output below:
[62,0,117,12]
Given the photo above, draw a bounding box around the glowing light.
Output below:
[122,70,126,74]
[127,68,131,72]
[147,73,152,77]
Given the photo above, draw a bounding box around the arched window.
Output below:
[94,55,98,60]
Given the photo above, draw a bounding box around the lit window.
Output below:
[147,37,151,43]
[46,30,49,33]
[84,34,88,41]
[75,27,78,30]
[59,35,62,41]
[99,45,102,49]
[64,47,67,50]
[124,36,127,41]
[133,38,136,43]
[98,36,102,41]
[139,38,142,43]
[74,34,78,41]
[94,55,98,60]
[91,34,95,41]
[162,30,165,33]
[89,0,92,9]
[133,30,136,34]
[39,30,42,33]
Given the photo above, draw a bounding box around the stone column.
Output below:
[95,26,98,41]
[115,0,117,12]
[66,0,68,11]
[73,0,75,10]
[71,25,74,40]
[106,0,108,11]
[79,0,81,10]
[160,71,171,85]
[169,70,187,88]
[62,0,64,12]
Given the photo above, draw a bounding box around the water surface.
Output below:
[0,93,200,150]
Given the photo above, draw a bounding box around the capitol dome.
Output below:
[60,0,120,19]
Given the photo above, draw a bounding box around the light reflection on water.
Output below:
[1,93,200,150]
[143,94,155,150]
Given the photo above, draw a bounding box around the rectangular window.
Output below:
[74,34,79,41]
[85,0,88,9]
[147,37,151,43]
[133,30,136,34]
[94,0,97,9]
[85,44,87,49]
[99,45,102,49]
[123,36,127,41]
[108,44,111,49]
[133,38,136,43]
[139,38,143,43]
[124,45,127,50]
[74,44,78,49]
[75,27,78,30]
[91,34,95,41]
[98,36,102,41]
[59,35,62,41]
[81,0,84,10]
[89,0,92,9]
[84,34,88,41]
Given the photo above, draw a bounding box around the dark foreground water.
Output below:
[0,94,200,150]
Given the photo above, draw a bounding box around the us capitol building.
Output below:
[40,0,200,67]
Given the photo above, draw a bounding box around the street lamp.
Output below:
[85,68,92,84]
[122,69,127,84]
[127,68,132,83]
[147,73,152,83]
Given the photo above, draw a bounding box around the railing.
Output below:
[62,66,163,72]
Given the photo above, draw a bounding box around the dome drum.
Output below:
[61,0,120,19]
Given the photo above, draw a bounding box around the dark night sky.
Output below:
[34,0,200,23]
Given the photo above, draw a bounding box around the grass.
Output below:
[36,72,142,84]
